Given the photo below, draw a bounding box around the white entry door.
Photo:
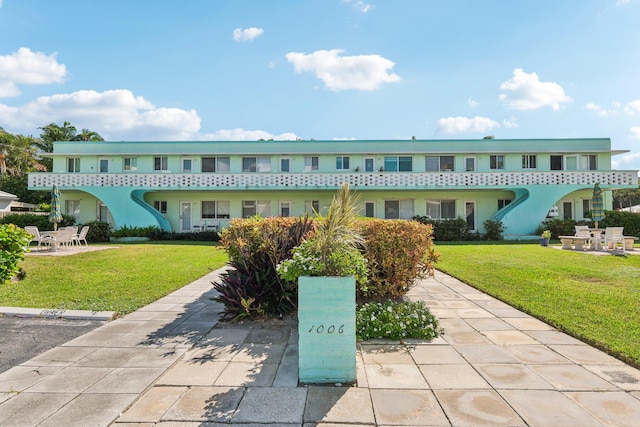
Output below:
[180,202,193,232]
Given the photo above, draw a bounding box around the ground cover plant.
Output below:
[436,243,640,367]
[356,300,442,341]
[1,242,227,315]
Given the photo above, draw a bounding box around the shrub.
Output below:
[413,216,471,241]
[357,219,437,300]
[483,219,505,240]
[599,210,640,237]
[112,224,160,238]
[0,224,32,284]
[277,184,369,292]
[0,213,75,230]
[535,218,577,239]
[356,300,443,341]
[149,229,220,241]
[82,221,112,242]
[213,216,315,320]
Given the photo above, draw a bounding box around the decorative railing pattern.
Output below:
[29,171,638,189]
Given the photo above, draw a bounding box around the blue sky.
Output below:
[1,0,640,172]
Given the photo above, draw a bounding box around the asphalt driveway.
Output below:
[0,316,104,373]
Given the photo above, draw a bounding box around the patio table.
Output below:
[40,231,59,251]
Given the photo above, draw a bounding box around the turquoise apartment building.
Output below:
[28,138,638,238]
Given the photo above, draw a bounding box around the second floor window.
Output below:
[522,155,537,169]
[123,157,137,172]
[304,156,319,171]
[490,155,505,170]
[581,154,597,170]
[280,158,290,172]
[336,156,350,171]
[154,157,168,171]
[67,158,80,173]
[202,156,230,173]
[425,156,454,172]
[98,158,109,173]
[242,157,271,172]
[384,156,412,172]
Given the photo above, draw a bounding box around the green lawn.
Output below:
[1,242,229,315]
[435,243,640,367]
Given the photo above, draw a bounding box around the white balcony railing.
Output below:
[29,170,638,190]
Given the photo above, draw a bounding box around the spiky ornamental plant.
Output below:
[277,183,369,289]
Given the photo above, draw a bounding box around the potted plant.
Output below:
[540,230,551,247]
[278,183,367,384]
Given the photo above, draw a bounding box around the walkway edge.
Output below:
[0,306,117,321]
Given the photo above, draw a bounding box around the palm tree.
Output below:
[72,129,104,141]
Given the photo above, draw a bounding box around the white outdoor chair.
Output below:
[55,227,75,250]
[601,227,625,252]
[72,226,90,246]
[24,226,54,249]
[574,225,593,249]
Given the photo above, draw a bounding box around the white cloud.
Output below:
[0,47,66,97]
[0,89,200,139]
[624,99,640,116]
[499,68,571,111]
[502,116,518,128]
[617,0,631,5]
[467,97,478,108]
[436,116,500,135]
[630,126,640,139]
[285,49,400,91]
[232,27,264,42]
[197,128,299,141]
[584,102,617,117]
[348,0,372,13]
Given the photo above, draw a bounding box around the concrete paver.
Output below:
[1,267,640,426]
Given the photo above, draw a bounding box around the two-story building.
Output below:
[28,138,638,238]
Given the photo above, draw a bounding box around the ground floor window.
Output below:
[426,200,456,219]
[364,201,376,218]
[65,200,80,221]
[384,199,414,219]
[242,200,271,218]
[582,199,591,219]
[153,200,168,214]
[280,201,291,217]
[201,200,230,219]
[98,202,112,223]
[497,199,512,210]
[305,200,320,215]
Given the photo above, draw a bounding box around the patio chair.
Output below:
[55,227,75,250]
[574,225,593,250]
[24,226,54,249]
[72,226,90,246]
[601,227,625,252]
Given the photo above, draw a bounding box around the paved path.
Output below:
[1,268,640,426]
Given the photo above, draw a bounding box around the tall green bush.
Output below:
[413,216,473,241]
[82,221,112,242]
[357,219,436,299]
[213,216,315,320]
[0,224,32,283]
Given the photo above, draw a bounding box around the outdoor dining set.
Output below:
[559,225,638,252]
[24,225,90,251]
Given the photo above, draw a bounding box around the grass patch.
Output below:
[436,243,640,367]
[1,242,229,315]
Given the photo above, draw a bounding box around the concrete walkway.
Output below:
[1,268,640,426]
